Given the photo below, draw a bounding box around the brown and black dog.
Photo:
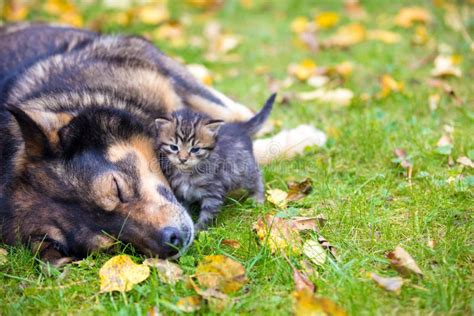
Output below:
[0,23,325,266]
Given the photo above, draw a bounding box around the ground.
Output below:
[0,0,473,315]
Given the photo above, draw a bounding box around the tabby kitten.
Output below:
[155,94,276,231]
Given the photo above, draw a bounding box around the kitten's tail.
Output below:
[241,93,276,136]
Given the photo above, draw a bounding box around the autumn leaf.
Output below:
[3,0,29,21]
[293,268,315,293]
[195,255,247,294]
[288,59,317,81]
[204,21,242,62]
[187,64,213,86]
[386,246,423,277]
[318,235,338,259]
[266,188,289,208]
[221,239,241,249]
[152,21,186,48]
[135,2,170,25]
[176,296,202,313]
[287,178,313,202]
[44,0,83,27]
[378,75,404,98]
[99,255,150,292]
[412,26,429,45]
[0,248,7,265]
[303,240,327,266]
[297,88,354,106]
[143,258,183,284]
[367,30,401,44]
[457,156,474,168]
[393,148,413,170]
[186,0,223,9]
[323,23,366,48]
[292,290,347,316]
[369,272,404,293]
[395,7,432,28]
[315,12,340,29]
[291,16,310,33]
[344,0,367,20]
[431,55,462,78]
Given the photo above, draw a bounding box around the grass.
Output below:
[1,0,473,315]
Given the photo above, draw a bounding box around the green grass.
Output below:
[1,0,473,315]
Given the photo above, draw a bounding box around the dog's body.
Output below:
[0,23,326,265]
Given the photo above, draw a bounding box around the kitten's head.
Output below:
[155,109,224,170]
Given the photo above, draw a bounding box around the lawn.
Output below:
[1,0,473,315]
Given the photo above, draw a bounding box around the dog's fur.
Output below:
[0,23,327,265]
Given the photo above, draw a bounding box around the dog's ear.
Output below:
[155,117,171,129]
[7,106,55,160]
[205,119,224,134]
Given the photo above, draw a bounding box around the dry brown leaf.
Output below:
[253,215,302,253]
[378,75,404,98]
[292,216,325,232]
[293,268,315,292]
[143,258,183,284]
[195,255,247,294]
[266,188,289,208]
[394,148,413,169]
[303,240,327,266]
[293,290,347,316]
[436,134,452,147]
[297,88,354,106]
[387,246,423,277]
[369,272,404,293]
[323,23,366,48]
[395,7,432,28]
[99,255,150,292]
[318,235,338,259]
[431,55,462,78]
[176,296,202,313]
[221,239,241,249]
[367,29,401,44]
[315,12,340,29]
[287,178,313,202]
[457,156,474,168]
[0,247,7,265]
[204,21,242,61]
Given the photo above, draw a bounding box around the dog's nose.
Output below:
[158,227,183,256]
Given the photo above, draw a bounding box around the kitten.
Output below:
[155,94,276,231]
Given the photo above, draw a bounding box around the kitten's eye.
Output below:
[190,147,200,154]
[169,144,179,152]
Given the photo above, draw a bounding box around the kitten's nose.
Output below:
[179,157,188,163]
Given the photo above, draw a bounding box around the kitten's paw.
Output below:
[250,192,265,204]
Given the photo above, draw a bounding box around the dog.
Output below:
[0,23,326,266]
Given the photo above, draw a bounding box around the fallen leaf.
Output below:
[369,272,404,293]
[291,16,310,33]
[303,240,327,266]
[431,55,462,78]
[99,255,150,292]
[457,156,474,168]
[287,178,313,202]
[186,0,223,9]
[412,26,429,45]
[318,235,338,259]
[436,133,453,156]
[293,268,315,292]
[143,258,183,284]
[0,248,7,265]
[221,239,241,249]
[367,29,401,44]
[378,75,404,98]
[147,306,160,316]
[386,246,423,277]
[152,21,185,47]
[3,0,29,21]
[307,75,330,88]
[266,188,289,208]
[293,290,347,316]
[395,7,432,28]
[343,0,367,20]
[429,94,440,111]
[44,0,83,27]
[176,296,202,313]
[393,148,413,169]
[187,64,213,86]
[195,255,247,294]
[291,216,325,232]
[323,23,366,48]
[204,21,242,61]
[288,59,317,81]
[253,215,302,253]
[135,2,169,25]
[315,12,340,29]
[297,88,354,106]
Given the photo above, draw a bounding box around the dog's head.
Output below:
[3,106,194,261]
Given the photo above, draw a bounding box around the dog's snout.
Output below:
[158,227,184,256]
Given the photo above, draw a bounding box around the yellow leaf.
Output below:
[143,258,183,284]
[293,290,347,316]
[287,178,313,202]
[3,0,29,21]
[323,23,366,48]
[99,255,150,292]
[315,12,340,29]
[367,29,401,44]
[221,239,241,249]
[135,2,169,25]
[288,59,317,81]
[369,272,404,293]
[431,55,462,78]
[152,21,186,47]
[187,64,213,86]
[395,7,432,28]
[412,26,429,45]
[253,215,301,254]
[176,296,202,312]
[195,255,247,294]
[303,240,327,266]
[43,0,83,27]
[291,16,310,33]
[266,188,289,207]
[378,75,404,98]
[333,61,353,79]
[297,88,354,106]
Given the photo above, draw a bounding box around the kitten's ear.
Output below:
[155,117,171,129]
[205,120,225,134]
